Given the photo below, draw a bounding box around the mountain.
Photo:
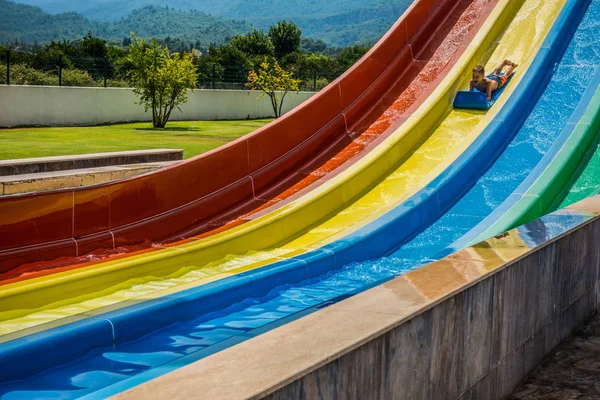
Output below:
[0,0,102,43]
[0,0,247,44]
[101,6,248,43]
[7,0,413,46]
[251,2,413,46]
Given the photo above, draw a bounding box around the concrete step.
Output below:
[0,161,177,196]
[0,149,183,176]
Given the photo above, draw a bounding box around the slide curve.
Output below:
[0,0,515,338]
[0,0,487,272]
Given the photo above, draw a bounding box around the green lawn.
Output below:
[0,120,272,160]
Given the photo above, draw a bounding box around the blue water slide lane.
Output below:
[429,6,600,258]
[446,65,600,254]
[387,2,599,266]
[0,0,588,395]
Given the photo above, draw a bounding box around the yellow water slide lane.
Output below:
[0,0,566,340]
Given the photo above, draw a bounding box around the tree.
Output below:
[128,34,197,128]
[77,32,111,79]
[230,29,274,58]
[268,21,302,60]
[335,44,370,74]
[213,43,251,67]
[79,32,108,59]
[302,53,335,73]
[280,51,303,70]
[247,57,301,118]
[300,37,328,54]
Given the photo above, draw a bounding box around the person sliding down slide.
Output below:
[470,60,518,101]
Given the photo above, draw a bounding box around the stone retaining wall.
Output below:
[265,215,600,399]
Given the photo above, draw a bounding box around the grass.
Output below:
[0,119,273,160]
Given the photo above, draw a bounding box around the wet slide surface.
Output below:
[0,0,507,339]
[0,0,574,398]
[560,141,600,206]
[0,0,493,281]
[389,0,599,261]
[0,0,475,273]
[559,94,600,207]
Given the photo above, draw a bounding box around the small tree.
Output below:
[247,57,301,118]
[268,21,302,60]
[128,34,197,128]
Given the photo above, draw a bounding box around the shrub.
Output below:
[103,79,130,88]
[0,63,106,87]
[315,77,330,91]
[0,64,58,85]
[61,68,96,86]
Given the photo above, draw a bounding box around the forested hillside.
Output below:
[0,0,247,44]
[6,0,413,46]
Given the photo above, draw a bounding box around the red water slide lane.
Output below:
[0,0,494,275]
[0,0,495,285]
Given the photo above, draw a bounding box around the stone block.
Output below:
[459,369,495,400]
[430,295,465,399]
[336,340,385,399]
[460,278,494,392]
[382,309,433,400]
[44,160,74,172]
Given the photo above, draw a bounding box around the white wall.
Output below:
[0,85,315,127]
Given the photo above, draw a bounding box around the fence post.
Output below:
[6,49,10,86]
[212,64,216,90]
[58,55,62,87]
[313,70,317,92]
[103,56,108,88]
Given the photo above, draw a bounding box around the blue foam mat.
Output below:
[453,73,514,110]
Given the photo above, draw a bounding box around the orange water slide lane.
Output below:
[0,0,497,283]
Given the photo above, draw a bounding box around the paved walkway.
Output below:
[510,313,600,399]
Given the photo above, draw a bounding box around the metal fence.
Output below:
[0,49,124,88]
[196,64,339,91]
[198,65,251,90]
[1,49,339,91]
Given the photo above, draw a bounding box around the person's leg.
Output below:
[503,60,518,77]
[492,59,518,76]
[492,59,510,75]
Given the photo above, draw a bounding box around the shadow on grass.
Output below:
[135,127,202,132]
[134,129,234,140]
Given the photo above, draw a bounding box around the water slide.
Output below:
[0,0,522,336]
[0,0,492,272]
[438,0,600,254]
[0,0,505,328]
[0,0,496,281]
[2,0,599,397]
[383,0,600,266]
